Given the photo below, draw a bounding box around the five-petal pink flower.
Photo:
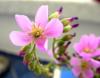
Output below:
[74,34,100,58]
[70,57,100,78]
[9,5,63,51]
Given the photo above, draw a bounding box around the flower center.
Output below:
[81,61,89,70]
[30,25,43,38]
[83,47,91,53]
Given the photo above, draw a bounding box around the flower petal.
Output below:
[35,5,48,28]
[9,31,32,46]
[15,15,32,32]
[72,67,81,77]
[70,57,81,67]
[79,35,89,48]
[88,34,99,49]
[73,43,83,53]
[92,50,100,57]
[83,69,94,78]
[79,52,92,58]
[44,18,63,38]
[90,59,100,68]
[46,50,53,57]
[35,37,48,52]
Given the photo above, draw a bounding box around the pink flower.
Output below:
[9,5,63,51]
[74,34,100,58]
[70,57,100,78]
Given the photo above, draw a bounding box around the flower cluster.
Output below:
[9,5,100,78]
[71,34,100,78]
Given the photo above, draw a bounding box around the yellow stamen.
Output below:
[81,61,89,70]
[30,25,43,38]
[83,47,91,53]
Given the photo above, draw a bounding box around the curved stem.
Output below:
[52,38,56,58]
[30,43,39,64]
[33,45,40,63]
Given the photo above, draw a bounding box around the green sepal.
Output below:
[63,25,72,32]
[49,12,59,20]
[57,40,65,47]
[58,46,66,55]
[61,18,70,26]
[23,52,34,64]
[62,34,73,41]
[21,43,31,53]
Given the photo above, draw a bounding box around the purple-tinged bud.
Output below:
[67,17,78,22]
[57,6,63,14]
[69,17,78,22]
[72,24,79,28]
[61,18,70,26]
[48,7,63,20]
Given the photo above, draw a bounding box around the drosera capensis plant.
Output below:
[9,5,100,78]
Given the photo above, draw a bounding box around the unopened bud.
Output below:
[62,34,76,41]
[49,7,63,20]
[61,17,78,26]
[58,46,66,55]
[49,12,60,20]
[57,6,63,14]
[63,25,72,32]
[61,18,70,26]
[57,40,65,47]
[72,24,79,28]
[68,17,78,22]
